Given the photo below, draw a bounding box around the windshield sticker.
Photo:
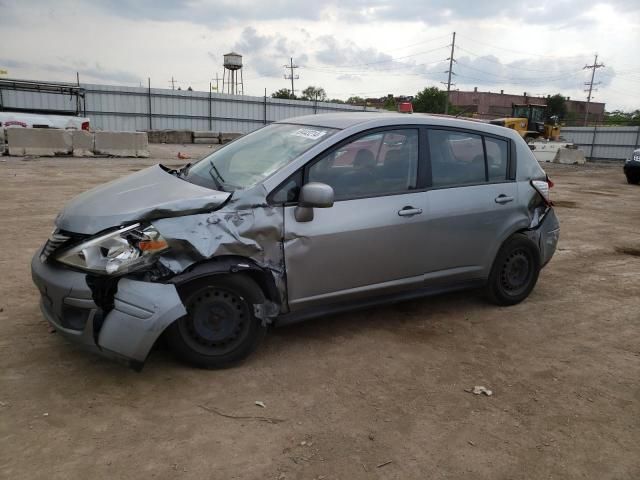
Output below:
[291,128,328,140]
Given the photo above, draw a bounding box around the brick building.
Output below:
[448,88,605,125]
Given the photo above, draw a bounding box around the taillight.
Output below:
[531,179,552,206]
[81,121,90,131]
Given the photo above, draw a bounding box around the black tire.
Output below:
[486,234,541,306]
[166,275,267,368]
[627,175,639,185]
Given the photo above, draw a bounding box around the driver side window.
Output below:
[307,129,418,201]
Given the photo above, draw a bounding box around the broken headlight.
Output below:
[55,223,169,275]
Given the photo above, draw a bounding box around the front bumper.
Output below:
[31,250,186,367]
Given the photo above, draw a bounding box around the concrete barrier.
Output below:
[220,132,243,144]
[554,147,586,164]
[94,132,149,157]
[7,128,72,156]
[193,137,220,144]
[193,131,219,145]
[146,130,193,144]
[71,130,94,157]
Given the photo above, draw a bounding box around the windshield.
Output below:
[184,123,338,191]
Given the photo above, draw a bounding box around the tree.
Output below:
[327,98,345,104]
[346,96,366,105]
[546,94,567,119]
[383,94,396,111]
[412,87,448,114]
[604,109,640,126]
[301,86,327,101]
[272,88,295,99]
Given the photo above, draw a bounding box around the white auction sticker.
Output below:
[291,128,327,140]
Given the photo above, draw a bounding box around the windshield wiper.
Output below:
[178,162,192,177]
[208,160,226,191]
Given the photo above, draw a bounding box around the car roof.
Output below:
[276,112,520,139]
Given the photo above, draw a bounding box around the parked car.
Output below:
[31,113,560,369]
[624,148,640,184]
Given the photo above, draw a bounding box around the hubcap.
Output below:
[179,287,250,355]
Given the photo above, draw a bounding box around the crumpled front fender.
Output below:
[98,279,187,363]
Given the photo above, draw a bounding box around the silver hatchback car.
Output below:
[31,113,559,369]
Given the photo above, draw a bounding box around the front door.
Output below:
[283,128,427,310]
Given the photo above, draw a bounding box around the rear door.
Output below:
[281,127,430,310]
[424,129,520,282]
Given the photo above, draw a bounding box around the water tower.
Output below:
[223,52,244,95]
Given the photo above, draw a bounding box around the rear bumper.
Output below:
[536,208,560,267]
[31,250,186,367]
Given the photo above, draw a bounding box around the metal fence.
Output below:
[561,126,640,161]
[0,82,375,133]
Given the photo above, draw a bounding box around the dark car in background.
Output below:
[624,148,640,184]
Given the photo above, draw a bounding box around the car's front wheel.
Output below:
[166,275,267,368]
[486,234,541,306]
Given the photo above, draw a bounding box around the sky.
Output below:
[1,0,639,111]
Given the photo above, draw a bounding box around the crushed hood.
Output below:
[56,164,231,235]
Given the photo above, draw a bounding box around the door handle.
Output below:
[398,206,423,217]
[495,194,514,204]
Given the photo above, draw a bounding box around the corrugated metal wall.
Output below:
[561,126,640,160]
[0,83,374,134]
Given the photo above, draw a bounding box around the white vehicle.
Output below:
[0,112,89,130]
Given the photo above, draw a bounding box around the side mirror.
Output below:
[295,182,334,222]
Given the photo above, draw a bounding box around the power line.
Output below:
[301,45,449,71]
[455,60,584,83]
[455,33,585,60]
[456,45,585,74]
[583,54,605,125]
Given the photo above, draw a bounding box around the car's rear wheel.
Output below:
[166,275,267,368]
[486,234,541,306]
[626,175,639,185]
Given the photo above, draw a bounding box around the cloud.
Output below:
[314,35,395,69]
[230,27,308,78]
[0,57,142,84]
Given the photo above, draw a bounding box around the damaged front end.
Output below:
[31,170,286,370]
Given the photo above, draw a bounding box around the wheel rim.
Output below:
[179,287,251,356]
[500,248,533,296]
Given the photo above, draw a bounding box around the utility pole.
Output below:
[583,54,604,126]
[169,76,177,90]
[212,73,220,92]
[442,32,456,115]
[284,57,299,98]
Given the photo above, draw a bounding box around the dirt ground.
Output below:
[0,146,639,480]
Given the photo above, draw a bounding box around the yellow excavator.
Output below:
[490,104,561,142]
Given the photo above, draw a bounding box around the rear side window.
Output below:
[428,130,485,187]
[485,137,509,182]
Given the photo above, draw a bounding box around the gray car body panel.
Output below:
[31,253,187,365]
[31,113,559,367]
[98,279,187,362]
[55,164,230,235]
